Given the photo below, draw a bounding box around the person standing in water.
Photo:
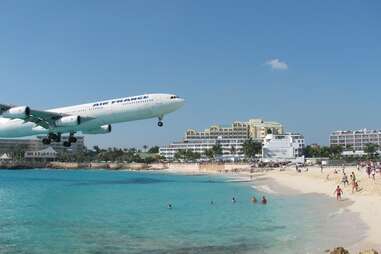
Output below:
[261,196,267,205]
[251,196,257,203]
[334,185,343,200]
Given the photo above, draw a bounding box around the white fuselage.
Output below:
[0,93,184,137]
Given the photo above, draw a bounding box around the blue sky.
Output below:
[0,1,380,148]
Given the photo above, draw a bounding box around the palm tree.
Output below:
[364,143,379,159]
[242,138,262,159]
[230,145,236,155]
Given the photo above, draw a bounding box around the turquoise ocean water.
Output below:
[0,170,364,254]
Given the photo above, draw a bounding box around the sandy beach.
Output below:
[163,165,381,252]
[253,165,381,252]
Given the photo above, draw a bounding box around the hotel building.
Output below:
[330,129,381,151]
[185,118,283,141]
[160,118,284,160]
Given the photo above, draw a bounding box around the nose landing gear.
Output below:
[157,116,164,127]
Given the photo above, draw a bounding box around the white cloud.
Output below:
[265,58,288,70]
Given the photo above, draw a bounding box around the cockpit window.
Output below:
[170,96,178,99]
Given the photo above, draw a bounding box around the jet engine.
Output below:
[82,124,112,134]
[55,115,81,127]
[2,106,30,119]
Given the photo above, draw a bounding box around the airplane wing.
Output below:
[0,103,93,129]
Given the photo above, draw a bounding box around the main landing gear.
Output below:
[42,133,61,145]
[63,133,77,147]
[42,132,77,147]
[157,116,164,127]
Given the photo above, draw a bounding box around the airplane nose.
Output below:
[177,98,185,108]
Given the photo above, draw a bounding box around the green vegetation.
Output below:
[242,138,262,159]
[53,146,162,163]
[303,145,342,158]
[364,143,379,159]
[304,143,380,160]
[174,149,201,161]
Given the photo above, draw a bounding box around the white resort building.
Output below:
[159,137,246,161]
[24,147,58,161]
[262,133,305,163]
[330,129,381,151]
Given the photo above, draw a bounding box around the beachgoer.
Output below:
[341,173,349,186]
[357,164,360,172]
[168,203,173,209]
[371,169,376,181]
[367,166,371,178]
[232,197,236,203]
[261,196,267,205]
[354,181,359,192]
[320,164,323,173]
[252,196,257,203]
[334,185,343,200]
[210,201,214,205]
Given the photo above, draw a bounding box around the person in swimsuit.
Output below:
[232,197,236,203]
[261,196,267,205]
[251,196,257,203]
[334,185,343,200]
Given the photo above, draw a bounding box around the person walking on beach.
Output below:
[371,168,376,182]
[320,164,323,173]
[351,172,357,193]
[366,165,371,178]
[341,173,349,186]
[334,185,343,200]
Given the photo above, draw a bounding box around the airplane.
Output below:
[0,93,184,147]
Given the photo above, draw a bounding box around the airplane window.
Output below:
[131,98,137,101]
[117,100,123,103]
[112,101,116,104]
[137,97,142,100]
[144,96,148,99]
[103,102,108,105]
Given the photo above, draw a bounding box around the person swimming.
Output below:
[252,196,257,203]
[261,196,267,205]
[232,197,236,203]
[168,203,173,209]
[210,200,214,205]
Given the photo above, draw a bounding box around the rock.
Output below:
[359,249,379,254]
[330,247,350,254]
